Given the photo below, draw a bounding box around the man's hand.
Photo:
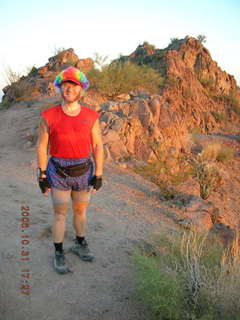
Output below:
[90,175,102,192]
[38,176,51,196]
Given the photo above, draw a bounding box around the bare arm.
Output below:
[37,117,49,175]
[91,119,104,176]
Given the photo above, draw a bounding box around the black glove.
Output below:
[90,175,102,191]
[38,176,51,193]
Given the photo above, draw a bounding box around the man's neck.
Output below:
[62,101,80,110]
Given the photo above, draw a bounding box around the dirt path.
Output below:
[0,101,177,320]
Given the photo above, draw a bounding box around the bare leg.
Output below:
[52,204,68,242]
[72,201,89,237]
[50,188,71,243]
[70,190,94,261]
[71,189,91,237]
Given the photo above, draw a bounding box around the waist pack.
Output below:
[51,158,91,178]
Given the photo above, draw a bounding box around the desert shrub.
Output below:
[92,52,108,70]
[12,78,32,99]
[134,252,183,319]
[4,65,22,84]
[222,90,240,115]
[198,143,234,164]
[197,35,207,44]
[165,76,181,87]
[216,147,234,163]
[53,46,66,55]
[133,139,191,200]
[169,37,180,46]
[189,153,221,199]
[155,49,165,60]
[199,76,215,90]
[25,65,38,76]
[133,229,240,320]
[87,61,164,99]
[0,100,10,110]
[3,66,33,102]
[201,143,222,161]
[134,160,184,200]
[143,41,152,46]
[190,127,202,137]
[211,111,227,122]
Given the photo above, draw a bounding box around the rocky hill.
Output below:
[100,36,240,162]
[2,37,240,164]
[2,48,104,109]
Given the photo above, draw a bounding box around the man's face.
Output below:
[60,81,83,103]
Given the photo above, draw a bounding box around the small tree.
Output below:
[4,65,22,85]
[53,46,66,56]
[92,52,108,70]
[197,34,207,43]
[170,37,180,46]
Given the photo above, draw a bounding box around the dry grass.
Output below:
[216,147,235,163]
[133,229,240,320]
[201,142,222,161]
[199,143,234,163]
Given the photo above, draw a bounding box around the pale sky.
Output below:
[0,0,239,99]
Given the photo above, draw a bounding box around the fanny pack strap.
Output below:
[51,159,68,178]
[51,158,91,178]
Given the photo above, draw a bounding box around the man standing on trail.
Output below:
[37,66,104,274]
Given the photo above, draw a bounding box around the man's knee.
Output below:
[53,204,68,217]
[72,202,88,216]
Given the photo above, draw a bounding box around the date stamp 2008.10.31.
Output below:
[20,205,31,296]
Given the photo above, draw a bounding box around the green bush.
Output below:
[191,127,202,136]
[0,100,10,110]
[211,111,227,122]
[133,230,240,320]
[134,252,183,319]
[199,76,215,89]
[222,90,240,115]
[169,37,180,46]
[87,61,164,99]
[133,139,191,200]
[197,35,207,44]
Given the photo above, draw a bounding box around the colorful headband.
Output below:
[54,66,90,91]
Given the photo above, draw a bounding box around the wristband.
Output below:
[37,168,47,179]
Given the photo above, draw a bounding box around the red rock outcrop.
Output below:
[100,93,190,162]
[2,48,94,103]
[100,37,240,161]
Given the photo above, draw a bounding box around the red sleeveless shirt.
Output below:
[40,105,100,158]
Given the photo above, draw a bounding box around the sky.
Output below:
[0,0,239,99]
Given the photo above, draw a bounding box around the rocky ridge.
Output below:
[3,37,240,163]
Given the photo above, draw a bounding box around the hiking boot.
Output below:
[70,239,94,262]
[53,251,72,274]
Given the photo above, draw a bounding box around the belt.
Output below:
[51,158,91,178]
